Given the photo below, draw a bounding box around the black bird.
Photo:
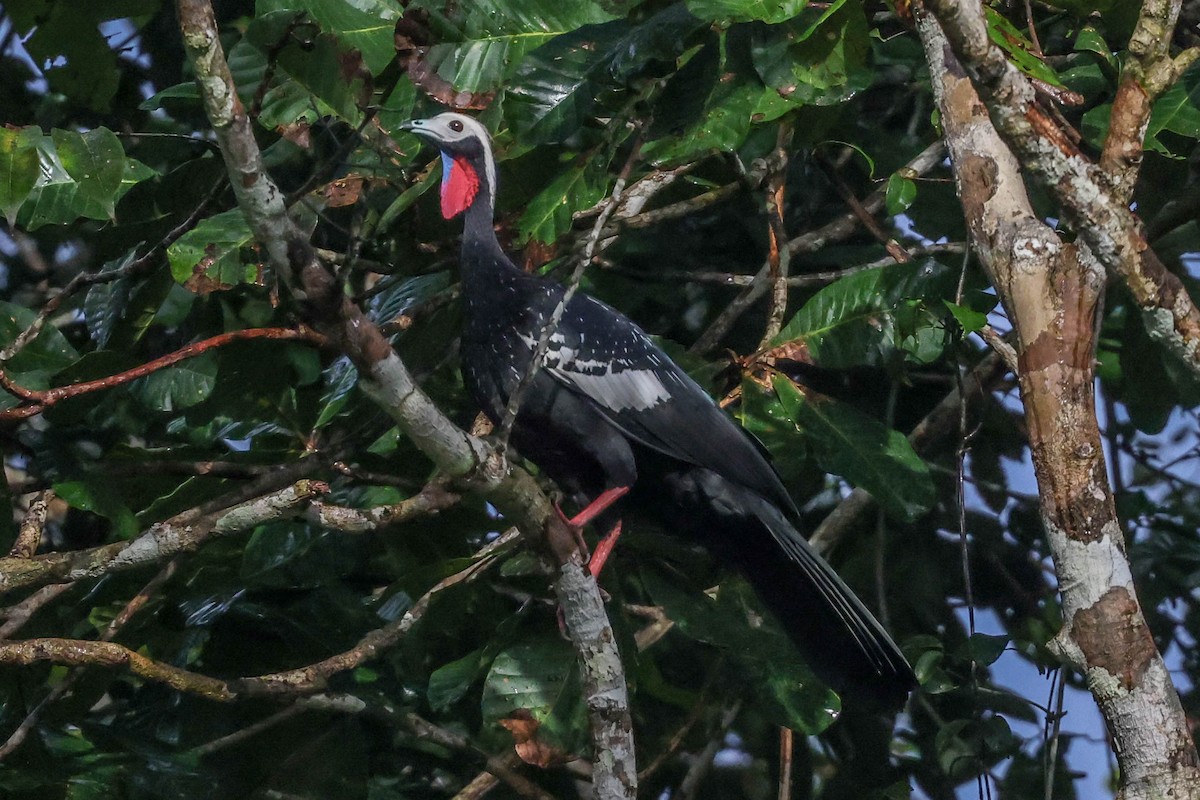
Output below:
[401,112,915,707]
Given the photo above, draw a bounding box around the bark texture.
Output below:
[175,2,636,795]
[916,7,1200,798]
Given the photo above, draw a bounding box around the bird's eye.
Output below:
[449,119,464,133]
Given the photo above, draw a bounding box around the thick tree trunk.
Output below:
[916,9,1200,799]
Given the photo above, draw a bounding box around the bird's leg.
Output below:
[562,485,629,528]
[587,520,623,578]
[554,485,630,573]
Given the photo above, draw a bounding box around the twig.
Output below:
[0,583,71,640]
[0,479,328,595]
[760,122,794,348]
[1043,668,1067,800]
[306,483,460,533]
[9,489,51,558]
[818,153,911,264]
[597,243,967,288]
[0,558,182,762]
[401,712,556,800]
[0,327,327,421]
[677,699,743,800]
[192,702,307,756]
[777,727,794,800]
[976,325,1019,372]
[690,141,945,355]
[637,659,724,782]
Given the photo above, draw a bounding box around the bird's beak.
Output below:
[399,118,430,137]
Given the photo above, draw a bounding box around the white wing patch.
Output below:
[514,315,676,412]
[553,364,672,412]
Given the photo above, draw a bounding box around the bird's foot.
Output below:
[554,485,630,566]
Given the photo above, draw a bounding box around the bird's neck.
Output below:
[459,185,523,287]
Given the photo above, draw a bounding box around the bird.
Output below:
[400,112,915,707]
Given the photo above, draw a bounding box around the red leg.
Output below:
[563,485,630,528]
[588,521,623,578]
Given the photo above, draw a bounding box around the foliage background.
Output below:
[0,0,1198,798]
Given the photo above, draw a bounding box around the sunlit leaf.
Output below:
[0,126,41,226]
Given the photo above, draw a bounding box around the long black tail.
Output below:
[731,490,915,708]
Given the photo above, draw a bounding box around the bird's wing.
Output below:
[536,294,797,515]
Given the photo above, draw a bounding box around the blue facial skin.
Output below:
[441,151,455,187]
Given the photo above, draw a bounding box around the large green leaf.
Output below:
[687,0,808,23]
[140,41,268,112]
[166,209,259,292]
[771,260,954,368]
[257,0,400,74]
[51,128,126,219]
[984,6,1065,88]
[481,639,587,752]
[508,5,705,144]
[773,375,935,522]
[750,0,871,108]
[0,126,41,226]
[1145,62,1200,155]
[0,300,81,393]
[413,0,616,94]
[132,351,219,412]
[640,566,840,732]
[246,10,372,125]
[53,478,139,540]
[518,160,610,244]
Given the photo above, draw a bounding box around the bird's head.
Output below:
[400,113,496,220]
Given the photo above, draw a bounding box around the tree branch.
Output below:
[690,141,946,356]
[174,2,636,795]
[915,7,1200,797]
[0,480,327,595]
[923,0,1200,381]
[0,327,326,421]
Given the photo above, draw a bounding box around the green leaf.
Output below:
[414,0,617,94]
[1073,26,1116,68]
[773,375,935,521]
[985,7,1064,88]
[508,5,704,144]
[686,0,808,24]
[51,128,126,218]
[771,260,954,368]
[132,351,218,412]
[140,41,267,112]
[643,77,762,165]
[750,2,871,108]
[481,639,586,751]
[0,300,80,386]
[167,209,259,292]
[53,478,139,540]
[885,173,917,216]
[246,10,371,125]
[966,632,1010,666]
[944,300,988,334]
[428,650,486,711]
[1145,62,1200,155]
[0,126,41,226]
[737,378,808,482]
[257,0,399,74]
[518,161,610,244]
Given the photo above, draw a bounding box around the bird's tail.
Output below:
[732,492,915,708]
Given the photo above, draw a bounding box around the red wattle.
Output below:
[441,156,480,219]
